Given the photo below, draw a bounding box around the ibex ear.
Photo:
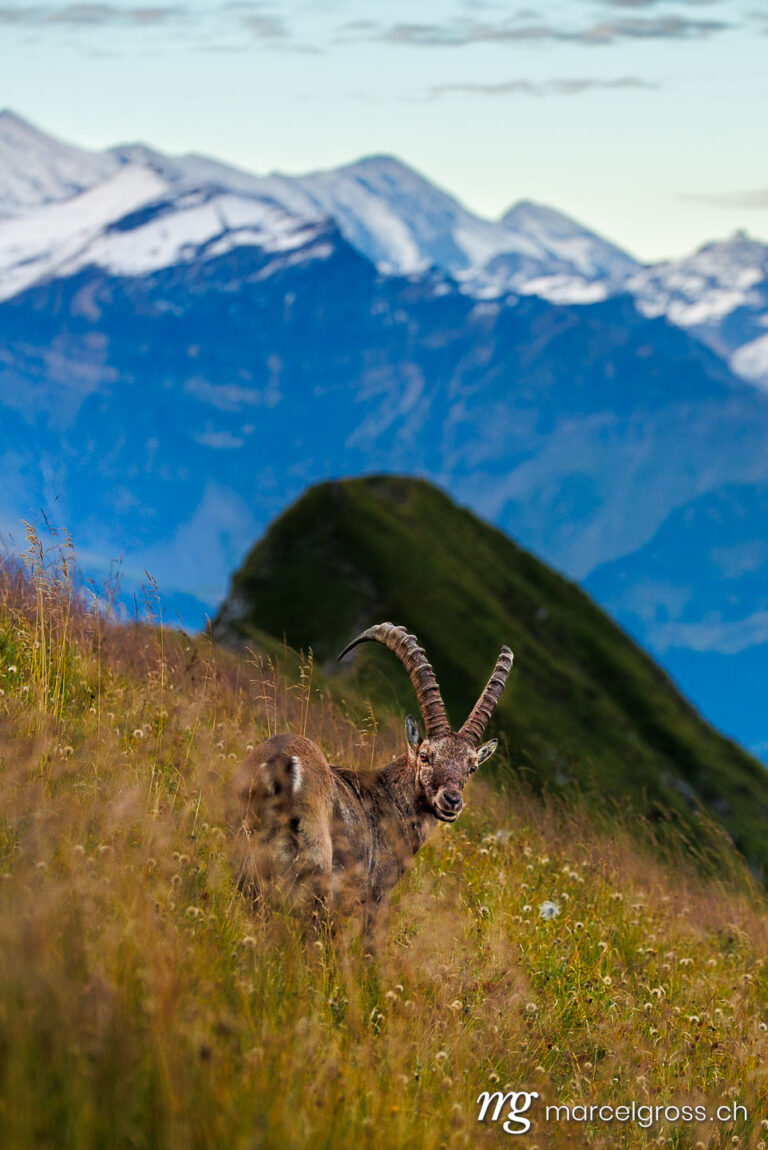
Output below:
[476,739,498,767]
[405,715,421,748]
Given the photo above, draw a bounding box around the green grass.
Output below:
[213,475,768,879]
[1,534,768,1147]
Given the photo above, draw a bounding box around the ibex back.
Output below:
[228,623,513,921]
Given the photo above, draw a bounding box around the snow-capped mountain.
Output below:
[630,232,768,388]
[0,167,333,303]
[0,110,120,217]
[223,155,642,303]
[497,200,640,303]
[0,114,638,307]
[1,110,766,388]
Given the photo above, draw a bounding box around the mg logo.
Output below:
[476,1090,540,1135]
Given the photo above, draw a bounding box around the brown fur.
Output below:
[227,726,495,924]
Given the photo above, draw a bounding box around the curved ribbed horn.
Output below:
[460,647,514,746]
[338,622,451,738]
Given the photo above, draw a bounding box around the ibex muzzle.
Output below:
[228,623,513,920]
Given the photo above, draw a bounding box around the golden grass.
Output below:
[0,540,767,1148]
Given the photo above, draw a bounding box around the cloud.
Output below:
[0,1,290,39]
[426,76,660,98]
[684,189,768,209]
[649,610,768,654]
[0,3,184,25]
[345,13,730,48]
[599,0,722,6]
[224,2,289,40]
[239,12,287,37]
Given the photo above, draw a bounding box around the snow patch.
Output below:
[731,333,768,388]
[0,110,121,216]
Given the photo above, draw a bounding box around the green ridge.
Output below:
[213,475,768,875]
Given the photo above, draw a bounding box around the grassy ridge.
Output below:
[213,476,768,878]
[1,545,768,1147]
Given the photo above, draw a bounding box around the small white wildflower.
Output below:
[132,728,145,739]
[525,1002,539,1013]
[7,665,17,673]
[539,900,560,920]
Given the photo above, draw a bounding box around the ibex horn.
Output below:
[338,622,451,738]
[460,647,514,747]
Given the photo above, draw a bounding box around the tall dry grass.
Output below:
[0,537,767,1148]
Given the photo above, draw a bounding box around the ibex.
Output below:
[228,623,513,923]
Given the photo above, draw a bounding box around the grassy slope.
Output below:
[2,552,768,1148]
[213,475,768,877]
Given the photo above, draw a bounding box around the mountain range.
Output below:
[2,110,767,384]
[0,109,766,763]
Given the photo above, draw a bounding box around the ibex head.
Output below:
[339,623,513,823]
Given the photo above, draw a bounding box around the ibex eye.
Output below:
[419,751,429,763]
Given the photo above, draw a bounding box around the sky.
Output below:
[0,0,767,261]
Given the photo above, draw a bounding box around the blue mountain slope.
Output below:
[0,228,764,574]
[586,484,768,758]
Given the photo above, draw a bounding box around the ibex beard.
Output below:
[227,623,513,930]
